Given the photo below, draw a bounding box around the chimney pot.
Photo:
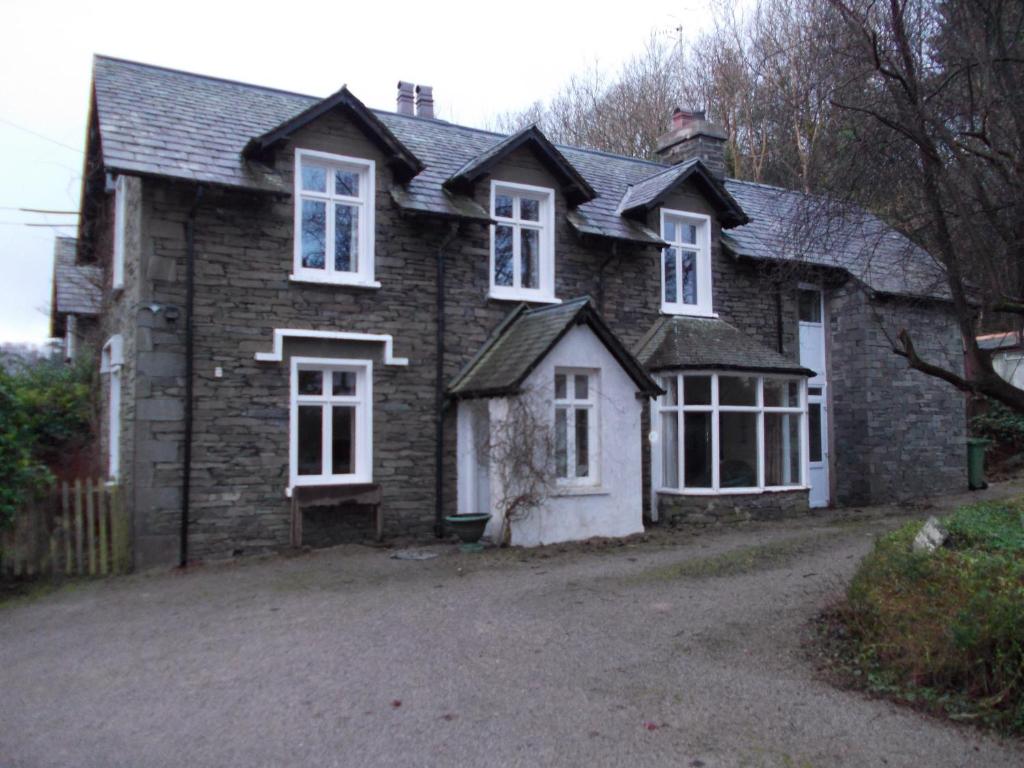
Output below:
[396,81,414,116]
[415,84,434,119]
[671,107,706,131]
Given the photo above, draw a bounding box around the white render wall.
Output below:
[457,324,645,547]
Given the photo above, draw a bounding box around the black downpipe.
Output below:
[775,280,785,353]
[180,186,204,568]
[434,222,459,538]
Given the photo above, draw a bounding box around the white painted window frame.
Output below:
[101,335,123,482]
[112,175,126,291]
[289,356,373,489]
[659,209,713,317]
[292,149,378,288]
[489,180,558,303]
[654,371,808,495]
[553,368,599,487]
[64,314,77,361]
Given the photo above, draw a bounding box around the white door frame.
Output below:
[798,285,830,507]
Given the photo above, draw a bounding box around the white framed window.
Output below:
[490,181,557,302]
[292,149,377,288]
[112,175,126,291]
[660,209,712,316]
[554,369,598,485]
[100,335,123,481]
[289,357,373,488]
[656,372,806,494]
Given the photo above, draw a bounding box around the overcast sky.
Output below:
[0,0,717,343]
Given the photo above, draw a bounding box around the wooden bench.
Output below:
[289,484,383,547]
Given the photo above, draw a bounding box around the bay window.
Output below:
[656,372,806,493]
[490,181,556,302]
[290,357,372,487]
[293,149,376,287]
[554,370,597,484]
[660,209,712,316]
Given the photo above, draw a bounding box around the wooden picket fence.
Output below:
[1,480,130,578]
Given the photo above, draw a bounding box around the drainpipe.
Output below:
[434,222,460,537]
[775,279,785,353]
[180,186,204,568]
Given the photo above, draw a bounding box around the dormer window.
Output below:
[489,181,556,302]
[660,209,712,316]
[292,149,377,287]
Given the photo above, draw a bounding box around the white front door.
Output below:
[798,287,830,507]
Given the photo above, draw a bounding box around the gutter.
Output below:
[434,222,460,538]
[180,185,204,568]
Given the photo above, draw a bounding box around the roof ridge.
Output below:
[93,54,321,101]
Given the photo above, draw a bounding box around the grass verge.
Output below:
[816,497,1024,736]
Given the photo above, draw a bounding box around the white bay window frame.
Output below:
[289,356,373,488]
[660,209,713,317]
[655,371,807,495]
[292,149,377,288]
[489,180,557,303]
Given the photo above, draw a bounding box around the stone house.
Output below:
[64,55,966,569]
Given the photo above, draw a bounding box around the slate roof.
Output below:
[51,237,102,316]
[616,159,747,227]
[634,315,813,376]
[722,180,949,300]
[448,297,662,399]
[91,55,947,299]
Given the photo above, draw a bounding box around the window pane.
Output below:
[679,223,697,244]
[520,228,540,289]
[680,249,697,305]
[719,376,757,406]
[575,408,589,478]
[555,373,567,399]
[663,218,676,243]
[555,407,568,478]
[297,405,322,475]
[720,412,758,487]
[298,370,323,396]
[574,374,588,400]
[520,197,540,222]
[334,204,358,272]
[334,169,359,197]
[331,406,355,475]
[683,376,711,405]
[764,379,800,408]
[765,413,801,486]
[683,412,712,487]
[494,194,513,218]
[662,375,678,406]
[799,289,822,322]
[332,371,356,396]
[808,403,823,462]
[663,248,677,304]
[494,225,514,286]
[301,199,326,269]
[301,164,326,193]
[661,410,679,488]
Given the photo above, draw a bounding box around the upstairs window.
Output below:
[490,181,556,302]
[293,149,377,287]
[660,210,712,316]
[554,370,598,485]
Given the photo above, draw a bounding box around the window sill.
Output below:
[287,477,373,496]
[660,306,717,319]
[290,273,381,289]
[656,486,809,496]
[488,291,561,305]
[552,485,609,497]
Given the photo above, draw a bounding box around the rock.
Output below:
[912,516,947,553]
[390,549,439,561]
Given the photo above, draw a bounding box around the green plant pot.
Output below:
[445,514,492,552]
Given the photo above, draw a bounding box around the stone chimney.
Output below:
[655,108,728,178]
[415,85,434,119]
[396,81,414,115]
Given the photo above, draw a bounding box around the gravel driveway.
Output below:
[2,485,1023,768]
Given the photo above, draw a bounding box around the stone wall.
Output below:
[829,285,967,506]
[657,489,810,525]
